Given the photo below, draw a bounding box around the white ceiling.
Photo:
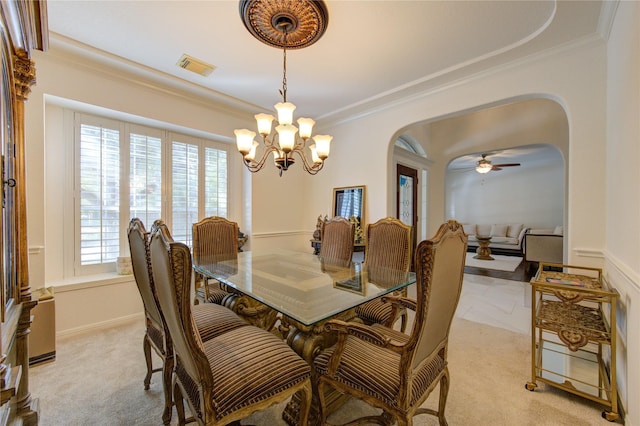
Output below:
[46,0,609,122]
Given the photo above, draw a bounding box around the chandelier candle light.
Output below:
[235,0,331,176]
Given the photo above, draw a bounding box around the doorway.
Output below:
[397,164,418,268]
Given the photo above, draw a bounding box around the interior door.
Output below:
[397,164,418,268]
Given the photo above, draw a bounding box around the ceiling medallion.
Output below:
[239,0,329,49]
[234,0,332,176]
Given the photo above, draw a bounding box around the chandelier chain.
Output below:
[281,30,288,103]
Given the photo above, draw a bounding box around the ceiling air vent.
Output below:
[176,54,216,77]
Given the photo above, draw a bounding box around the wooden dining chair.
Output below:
[192,216,239,304]
[314,220,468,426]
[319,216,355,263]
[128,218,249,425]
[355,217,412,331]
[149,220,313,426]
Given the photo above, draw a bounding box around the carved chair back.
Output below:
[150,221,211,395]
[128,218,164,331]
[192,216,239,263]
[127,218,173,424]
[408,220,467,370]
[365,217,412,272]
[320,216,355,262]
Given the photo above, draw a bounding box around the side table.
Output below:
[474,235,494,260]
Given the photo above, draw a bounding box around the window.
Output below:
[73,112,229,275]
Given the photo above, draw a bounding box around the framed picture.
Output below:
[332,185,365,224]
[333,263,365,295]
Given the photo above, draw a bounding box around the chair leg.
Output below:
[397,416,411,426]
[174,382,186,426]
[143,334,152,390]
[161,354,174,425]
[437,370,450,426]
[316,378,329,425]
[298,380,313,426]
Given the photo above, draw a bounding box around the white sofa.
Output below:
[462,223,528,255]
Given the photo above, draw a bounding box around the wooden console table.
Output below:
[525,263,619,422]
[310,239,365,255]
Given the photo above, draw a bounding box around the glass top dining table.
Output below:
[192,248,416,327]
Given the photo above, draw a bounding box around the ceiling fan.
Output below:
[475,154,521,174]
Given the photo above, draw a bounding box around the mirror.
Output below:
[332,186,366,241]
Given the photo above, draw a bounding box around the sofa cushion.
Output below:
[462,223,476,236]
[488,236,518,244]
[490,224,508,237]
[507,224,523,238]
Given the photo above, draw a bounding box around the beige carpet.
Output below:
[465,252,522,272]
[30,316,615,425]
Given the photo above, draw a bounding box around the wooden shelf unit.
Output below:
[525,263,619,422]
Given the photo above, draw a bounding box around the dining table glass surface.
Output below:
[192,248,416,326]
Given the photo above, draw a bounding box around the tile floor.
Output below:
[404,272,531,335]
[456,273,531,335]
[355,251,532,335]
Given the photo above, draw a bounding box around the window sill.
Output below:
[47,273,135,293]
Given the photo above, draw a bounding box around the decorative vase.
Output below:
[116,256,133,275]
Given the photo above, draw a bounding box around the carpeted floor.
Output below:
[30,311,617,425]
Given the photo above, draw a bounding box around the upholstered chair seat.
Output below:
[314,324,446,408]
[203,288,230,305]
[192,303,248,342]
[353,298,396,329]
[188,326,311,422]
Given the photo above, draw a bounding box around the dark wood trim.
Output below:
[396,164,418,269]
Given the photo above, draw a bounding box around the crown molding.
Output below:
[47,33,260,120]
[318,32,605,129]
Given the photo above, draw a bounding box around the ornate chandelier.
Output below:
[235,0,331,176]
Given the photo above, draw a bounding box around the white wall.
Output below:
[445,148,564,228]
[605,1,640,423]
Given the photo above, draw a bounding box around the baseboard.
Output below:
[56,313,142,339]
[29,351,56,366]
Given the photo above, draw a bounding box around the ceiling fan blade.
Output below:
[491,163,520,168]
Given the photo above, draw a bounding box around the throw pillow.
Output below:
[507,224,523,238]
[490,224,508,237]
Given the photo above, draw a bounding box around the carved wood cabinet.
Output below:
[0,2,47,425]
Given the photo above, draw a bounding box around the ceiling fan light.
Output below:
[476,163,492,174]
